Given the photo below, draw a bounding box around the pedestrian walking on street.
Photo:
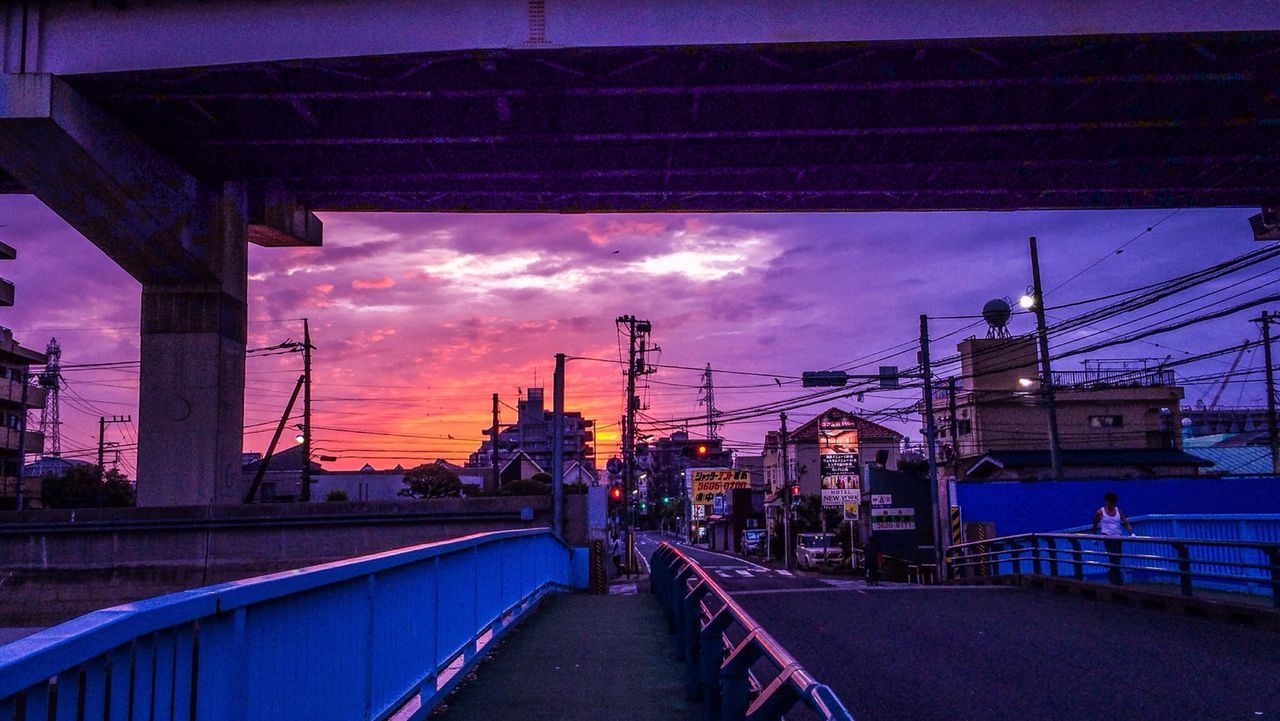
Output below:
[864,535,883,586]
[1091,492,1135,585]
[610,535,624,576]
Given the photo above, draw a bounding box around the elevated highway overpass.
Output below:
[2,1,1279,503]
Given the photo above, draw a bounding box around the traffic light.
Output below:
[610,486,622,501]
[696,444,708,456]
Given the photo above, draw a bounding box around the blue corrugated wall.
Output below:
[955,476,1280,535]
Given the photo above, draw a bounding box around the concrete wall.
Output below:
[955,475,1280,536]
[0,495,587,626]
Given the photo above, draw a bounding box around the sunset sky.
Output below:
[0,195,1269,474]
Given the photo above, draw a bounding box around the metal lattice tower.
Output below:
[698,363,720,439]
[37,337,61,457]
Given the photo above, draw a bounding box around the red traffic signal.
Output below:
[610,486,623,501]
[790,484,800,498]
[696,444,708,456]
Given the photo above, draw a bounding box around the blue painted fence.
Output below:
[1053,514,1280,596]
[954,475,1280,536]
[0,528,584,721]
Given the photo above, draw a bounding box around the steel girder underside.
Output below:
[9,30,1280,212]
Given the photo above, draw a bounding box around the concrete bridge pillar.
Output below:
[0,74,318,505]
[136,189,248,506]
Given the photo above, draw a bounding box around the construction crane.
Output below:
[1205,339,1251,411]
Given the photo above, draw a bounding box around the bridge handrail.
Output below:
[946,531,1280,608]
[650,542,855,721]
[0,528,576,720]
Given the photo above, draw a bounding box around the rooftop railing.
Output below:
[650,543,854,721]
[0,528,580,721]
[1051,368,1176,390]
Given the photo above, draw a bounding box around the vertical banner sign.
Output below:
[819,416,861,512]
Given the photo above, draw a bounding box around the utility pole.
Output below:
[245,375,305,503]
[552,353,565,537]
[616,315,653,529]
[15,370,27,511]
[919,315,945,576]
[780,411,793,570]
[1259,311,1279,474]
[491,393,501,492]
[948,377,961,483]
[623,318,638,528]
[300,318,313,502]
[1029,236,1064,479]
[96,415,131,478]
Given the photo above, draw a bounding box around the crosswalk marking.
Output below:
[716,571,733,578]
[776,569,793,576]
[735,570,753,577]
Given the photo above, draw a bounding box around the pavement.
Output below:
[638,531,1280,720]
[434,591,698,721]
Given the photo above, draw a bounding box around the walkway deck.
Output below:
[435,589,699,721]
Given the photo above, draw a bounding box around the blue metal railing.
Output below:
[650,543,854,721]
[947,530,1280,608]
[0,528,581,721]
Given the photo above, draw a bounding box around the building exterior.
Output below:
[645,431,733,507]
[0,328,46,509]
[929,335,1196,480]
[466,387,595,490]
[762,408,902,499]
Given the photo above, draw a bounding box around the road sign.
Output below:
[842,502,859,521]
[871,494,893,507]
[871,507,916,531]
[606,457,622,474]
[802,370,849,387]
[712,495,725,515]
[879,365,900,389]
[822,487,861,507]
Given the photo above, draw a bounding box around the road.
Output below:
[636,532,1280,721]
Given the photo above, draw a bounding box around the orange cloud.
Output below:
[352,277,396,290]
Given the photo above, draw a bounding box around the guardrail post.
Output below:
[1068,537,1084,580]
[683,581,710,701]
[700,608,733,721]
[1267,548,1280,609]
[1172,542,1193,597]
[1045,537,1059,577]
[1009,541,1021,576]
[1031,536,1043,576]
[720,635,762,721]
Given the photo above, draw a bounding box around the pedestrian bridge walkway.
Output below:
[434,592,699,721]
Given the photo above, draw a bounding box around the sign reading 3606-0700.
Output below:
[688,469,751,504]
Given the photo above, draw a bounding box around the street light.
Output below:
[1017,377,1036,388]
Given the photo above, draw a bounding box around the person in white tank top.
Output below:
[1091,492,1134,537]
[1090,492,1134,584]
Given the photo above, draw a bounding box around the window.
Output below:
[958,419,972,436]
[1089,415,1123,428]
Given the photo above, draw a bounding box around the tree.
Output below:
[500,478,550,496]
[41,466,135,508]
[399,464,462,499]
[325,489,349,502]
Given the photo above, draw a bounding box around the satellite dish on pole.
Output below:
[982,298,1013,339]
